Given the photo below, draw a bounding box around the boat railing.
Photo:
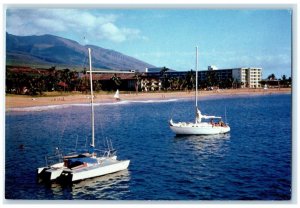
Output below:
[45,153,64,167]
[102,149,117,158]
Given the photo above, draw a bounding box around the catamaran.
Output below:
[169,47,230,135]
[37,48,130,182]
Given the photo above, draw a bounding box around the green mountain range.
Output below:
[6,33,155,71]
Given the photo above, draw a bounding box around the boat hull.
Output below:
[62,159,130,182]
[170,123,230,135]
[45,168,64,181]
[37,162,65,181]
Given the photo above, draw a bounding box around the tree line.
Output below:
[260,73,292,88]
[6,67,80,95]
[6,67,130,95]
[5,66,292,96]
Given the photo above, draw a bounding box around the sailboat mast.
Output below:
[195,46,198,108]
[88,48,95,148]
[195,46,198,124]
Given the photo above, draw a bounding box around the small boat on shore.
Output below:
[37,48,130,182]
[114,89,121,101]
[169,47,230,135]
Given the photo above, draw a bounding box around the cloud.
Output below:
[98,22,125,42]
[6,8,146,43]
[203,50,291,77]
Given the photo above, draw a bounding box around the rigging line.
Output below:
[106,137,110,150]
[58,111,66,147]
[168,93,179,121]
[85,136,88,148]
[127,102,137,141]
[81,56,88,70]
[128,102,137,141]
[225,106,228,124]
[110,139,114,150]
[58,108,71,148]
[97,104,105,143]
[102,137,107,150]
[74,134,79,151]
[80,38,89,70]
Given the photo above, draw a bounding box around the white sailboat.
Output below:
[169,47,230,135]
[37,48,130,182]
[114,89,121,100]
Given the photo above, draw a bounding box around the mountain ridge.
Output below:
[6,33,155,71]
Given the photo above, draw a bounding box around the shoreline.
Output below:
[6,88,291,110]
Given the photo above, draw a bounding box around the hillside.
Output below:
[6,33,155,71]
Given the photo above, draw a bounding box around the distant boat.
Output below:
[169,47,230,135]
[37,48,130,182]
[114,89,121,101]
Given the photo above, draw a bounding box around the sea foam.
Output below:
[7,98,180,112]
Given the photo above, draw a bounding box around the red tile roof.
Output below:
[83,73,136,80]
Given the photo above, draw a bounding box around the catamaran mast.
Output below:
[195,46,198,123]
[88,48,95,148]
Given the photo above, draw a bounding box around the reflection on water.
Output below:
[72,170,130,199]
[44,170,130,200]
[174,133,231,158]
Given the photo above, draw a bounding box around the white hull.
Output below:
[169,47,230,136]
[37,158,130,182]
[37,167,46,175]
[45,168,64,181]
[37,162,65,181]
[64,159,130,182]
[170,122,230,135]
[37,48,130,184]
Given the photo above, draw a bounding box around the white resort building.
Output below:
[199,66,262,88]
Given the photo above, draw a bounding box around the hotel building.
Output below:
[199,66,262,88]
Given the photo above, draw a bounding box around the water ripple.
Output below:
[5,94,291,200]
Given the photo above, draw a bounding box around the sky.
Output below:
[5,7,292,78]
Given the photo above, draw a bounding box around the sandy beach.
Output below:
[5,88,291,110]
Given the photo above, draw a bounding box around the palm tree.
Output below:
[12,73,30,94]
[45,66,57,91]
[68,70,79,91]
[27,75,43,95]
[182,70,195,91]
[206,70,218,88]
[133,72,141,94]
[280,74,289,87]
[267,73,276,80]
[93,80,102,92]
[288,76,292,87]
[169,77,181,90]
[168,77,175,90]
[160,66,170,90]
[111,73,122,91]
[160,66,169,76]
[61,68,72,91]
[79,75,89,94]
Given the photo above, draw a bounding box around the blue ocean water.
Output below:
[5,93,291,200]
